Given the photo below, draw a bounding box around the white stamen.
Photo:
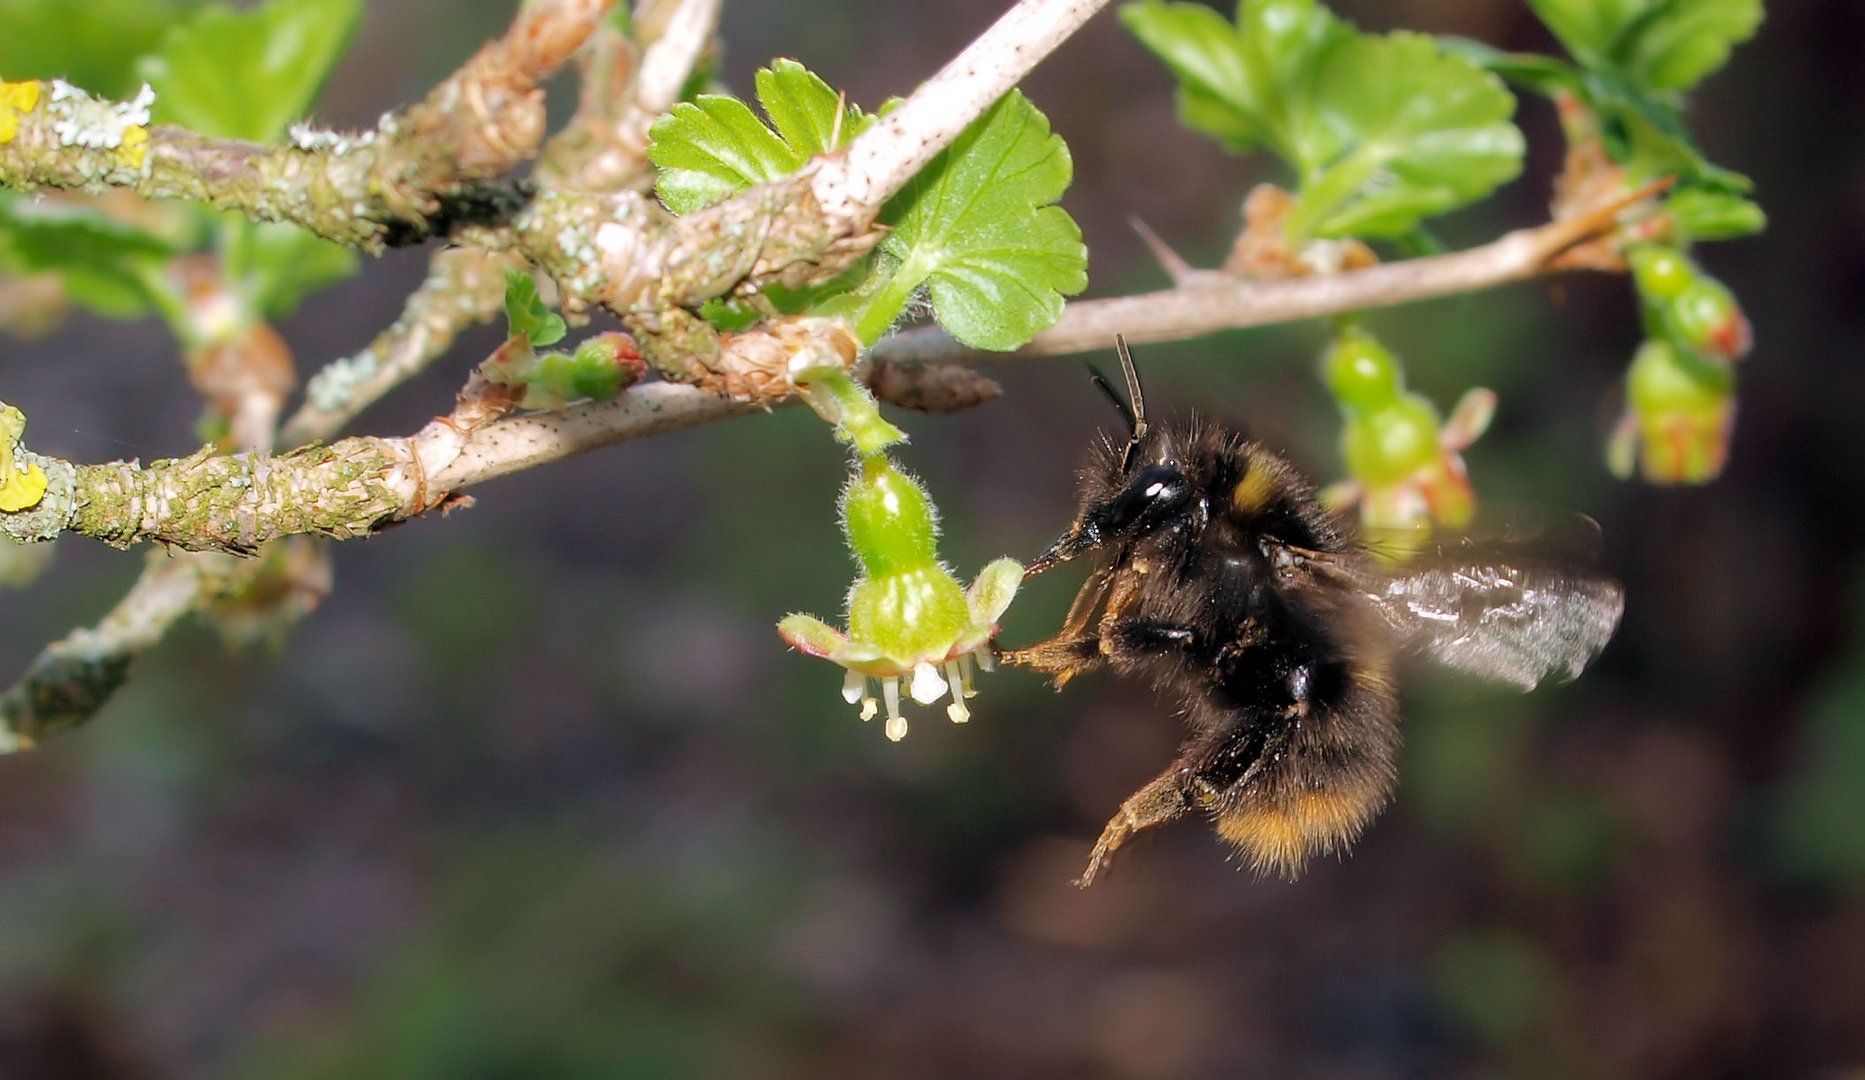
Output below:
[947,699,970,724]
[842,669,866,704]
[882,678,905,741]
[858,696,878,721]
[908,661,948,705]
[973,646,996,673]
[945,660,973,703]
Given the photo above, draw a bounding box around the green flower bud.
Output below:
[1323,328,1403,413]
[1667,279,1752,363]
[1628,245,1694,300]
[1343,398,1440,486]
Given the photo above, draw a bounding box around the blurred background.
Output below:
[0,0,1860,1076]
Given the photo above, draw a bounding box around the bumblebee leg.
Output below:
[1078,767,1193,887]
[998,636,1103,688]
[1102,619,1197,656]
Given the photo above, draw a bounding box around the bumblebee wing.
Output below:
[1364,559,1624,690]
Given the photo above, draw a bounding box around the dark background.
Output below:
[1,1,1861,1076]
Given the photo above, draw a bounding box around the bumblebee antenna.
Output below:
[1114,335,1147,470]
[1115,335,1147,443]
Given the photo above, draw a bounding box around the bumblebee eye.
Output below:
[1104,464,1188,530]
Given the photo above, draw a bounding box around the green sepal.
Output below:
[967,557,1023,626]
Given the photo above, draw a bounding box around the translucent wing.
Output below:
[1364,558,1624,690]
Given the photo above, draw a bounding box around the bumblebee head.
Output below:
[1026,338,1195,575]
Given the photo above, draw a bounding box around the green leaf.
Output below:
[1591,73,1752,188]
[502,270,567,348]
[1120,0,1352,168]
[1295,32,1523,238]
[874,91,1086,351]
[0,195,180,319]
[1665,186,1765,241]
[247,222,359,318]
[1124,2,1523,240]
[649,96,798,214]
[1528,0,1761,92]
[1527,0,1644,68]
[1437,36,1584,99]
[0,0,200,99]
[649,59,873,214]
[136,0,363,142]
[1616,0,1762,92]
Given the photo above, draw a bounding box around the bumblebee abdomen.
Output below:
[1199,653,1400,878]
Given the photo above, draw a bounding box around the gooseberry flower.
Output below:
[1607,338,1735,484]
[779,454,1021,741]
[1318,328,1494,540]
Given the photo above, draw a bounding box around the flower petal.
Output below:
[908,661,948,705]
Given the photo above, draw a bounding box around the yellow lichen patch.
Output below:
[0,462,46,511]
[0,79,43,144]
[1216,787,1379,878]
[115,124,149,170]
[1231,463,1278,515]
[0,402,46,511]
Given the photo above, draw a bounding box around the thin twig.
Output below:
[281,248,521,445]
[871,199,1638,364]
[810,0,1114,222]
[0,0,613,249]
[631,0,724,117]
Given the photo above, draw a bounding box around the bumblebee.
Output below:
[1003,341,1624,885]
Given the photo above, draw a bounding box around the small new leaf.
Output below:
[137,0,363,142]
[502,270,567,348]
[650,59,873,214]
[876,91,1087,350]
